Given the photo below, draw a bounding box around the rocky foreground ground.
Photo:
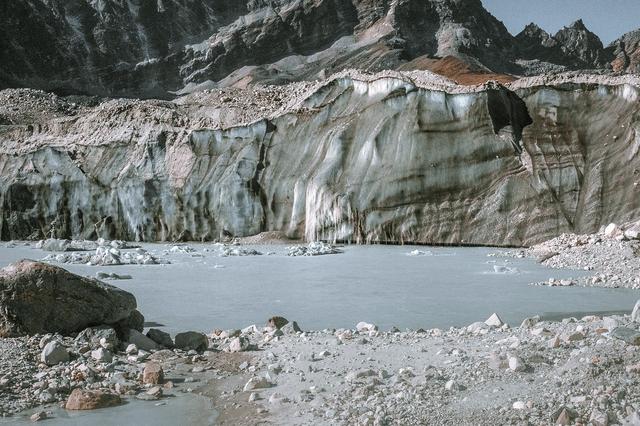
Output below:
[3,305,640,425]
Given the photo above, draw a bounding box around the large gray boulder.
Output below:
[0,260,137,337]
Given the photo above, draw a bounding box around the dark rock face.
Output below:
[610,29,640,74]
[0,260,138,337]
[392,0,518,72]
[181,0,360,85]
[1,0,637,98]
[0,0,248,98]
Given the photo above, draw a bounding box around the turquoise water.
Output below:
[1,243,637,333]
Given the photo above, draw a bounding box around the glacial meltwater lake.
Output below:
[1,242,638,333]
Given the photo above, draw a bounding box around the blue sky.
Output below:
[482,0,639,44]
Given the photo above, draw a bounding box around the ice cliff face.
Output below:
[1,72,639,246]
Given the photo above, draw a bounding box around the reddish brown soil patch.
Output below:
[398,55,516,85]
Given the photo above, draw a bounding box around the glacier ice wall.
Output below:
[1,77,639,246]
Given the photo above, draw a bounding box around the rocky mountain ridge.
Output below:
[1,0,638,99]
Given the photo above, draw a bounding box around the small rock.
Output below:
[30,411,47,422]
[143,362,164,385]
[604,223,621,238]
[40,341,69,366]
[548,335,562,348]
[466,322,489,334]
[520,316,540,328]
[267,316,289,329]
[241,324,260,334]
[281,321,302,334]
[127,329,161,351]
[531,327,550,336]
[228,336,250,353]
[174,331,208,351]
[65,389,122,410]
[268,392,289,404]
[485,313,504,328]
[243,377,273,392]
[137,386,163,401]
[146,329,174,348]
[91,347,113,363]
[356,322,378,333]
[508,356,526,372]
[75,326,119,350]
[625,229,640,240]
[125,344,138,355]
[147,386,163,398]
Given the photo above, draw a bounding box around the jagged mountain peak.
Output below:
[515,17,609,72]
[516,23,554,44]
[521,23,545,33]
[555,18,601,43]
[554,18,607,68]
[565,18,588,31]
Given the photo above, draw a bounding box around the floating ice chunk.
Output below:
[36,238,99,252]
[36,238,139,252]
[287,242,341,256]
[493,265,519,274]
[42,246,167,266]
[218,245,262,257]
[96,271,132,280]
[407,249,433,257]
[169,245,196,254]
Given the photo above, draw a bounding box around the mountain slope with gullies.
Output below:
[0,0,637,99]
[1,71,639,246]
